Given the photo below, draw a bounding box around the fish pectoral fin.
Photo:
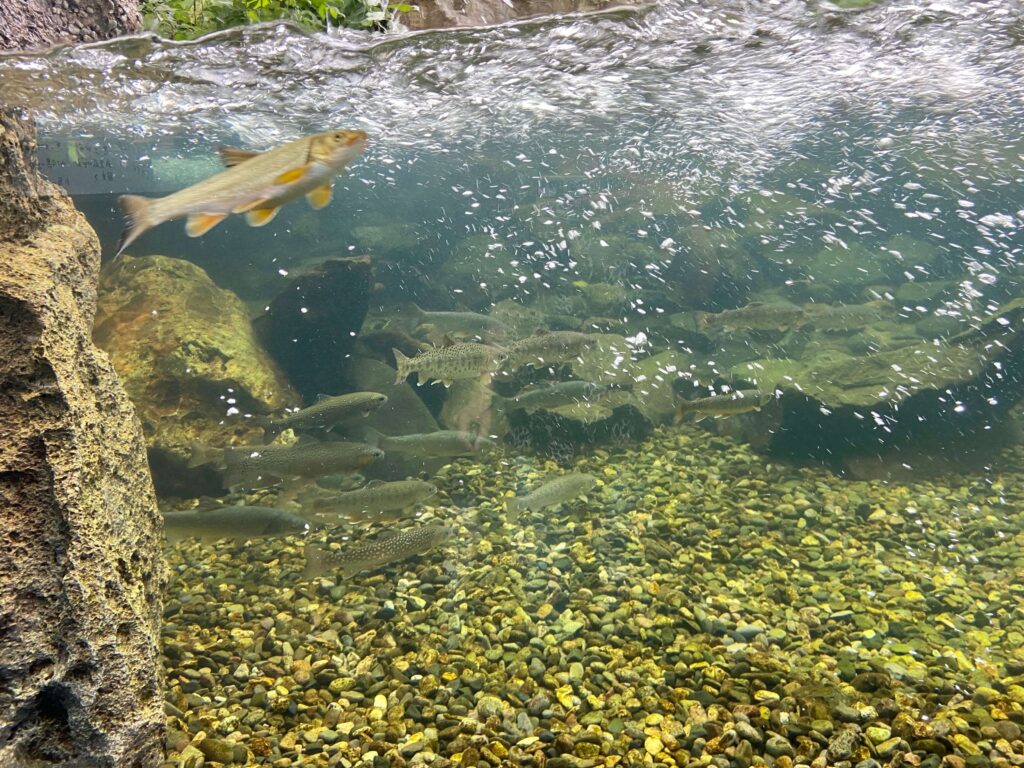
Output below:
[185,212,228,237]
[274,165,312,185]
[246,207,281,227]
[306,184,333,210]
[217,146,262,167]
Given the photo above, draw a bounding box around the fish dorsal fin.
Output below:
[365,479,383,488]
[217,146,262,167]
[533,328,550,336]
[316,393,335,402]
[441,334,457,348]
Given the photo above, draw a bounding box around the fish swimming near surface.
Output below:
[311,479,438,523]
[696,302,806,333]
[392,342,507,386]
[674,390,772,423]
[115,129,368,256]
[503,331,597,371]
[222,440,383,490]
[163,506,310,543]
[255,392,388,439]
[367,429,495,458]
[303,521,454,579]
[508,472,597,516]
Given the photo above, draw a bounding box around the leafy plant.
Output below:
[140,0,415,39]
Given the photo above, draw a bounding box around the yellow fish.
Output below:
[115,129,368,256]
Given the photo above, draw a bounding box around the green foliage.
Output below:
[140,0,415,39]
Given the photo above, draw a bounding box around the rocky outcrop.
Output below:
[0,0,141,52]
[96,255,296,496]
[398,0,640,29]
[723,302,1024,466]
[0,110,164,766]
[255,256,373,403]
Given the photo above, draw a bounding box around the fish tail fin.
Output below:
[187,440,223,469]
[506,498,525,522]
[115,194,155,258]
[363,427,384,449]
[673,401,692,426]
[392,348,409,383]
[221,462,246,491]
[252,415,280,443]
[302,543,330,580]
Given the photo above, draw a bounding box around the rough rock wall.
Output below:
[0,109,165,766]
[0,0,141,52]
[398,0,639,30]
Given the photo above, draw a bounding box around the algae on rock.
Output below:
[0,109,165,768]
[95,254,296,491]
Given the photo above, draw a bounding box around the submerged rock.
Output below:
[95,254,295,495]
[726,303,1024,463]
[255,256,372,402]
[0,109,164,767]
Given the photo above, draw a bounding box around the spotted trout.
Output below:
[256,392,388,439]
[503,331,597,371]
[674,390,772,423]
[303,522,454,579]
[163,506,310,543]
[392,343,507,386]
[116,129,368,256]
[222,441,383,490]
[508,473,597,515]
[311,479,438,522]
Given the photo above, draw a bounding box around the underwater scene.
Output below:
[3,0,1024,765]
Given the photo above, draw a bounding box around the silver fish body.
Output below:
[372,430,495,458]
[303,522,454,579]
[163,506,309,543]
[674,390,772,421]
[116,129,368,256]
[222,441,383,489]
[508,473,597,515]
[503,331,596,371]
[258,392,388,437]
[312,479,437,521]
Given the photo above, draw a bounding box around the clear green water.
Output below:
[3,0,1024,765]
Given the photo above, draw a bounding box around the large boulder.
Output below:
[0,110,164,766]
[254,256,373,403]
[0,0,140,51]
[95,254,296,495]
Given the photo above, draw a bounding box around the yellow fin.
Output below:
[274,166,310,185]
[246,207,280,227]
[217,146,261,167]
[232,197,271,214]
[306,184,333,210]
[185,212,227,237]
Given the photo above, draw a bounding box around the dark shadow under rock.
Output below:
[255,257,372,403]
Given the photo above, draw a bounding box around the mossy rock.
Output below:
[96,255,296,494]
